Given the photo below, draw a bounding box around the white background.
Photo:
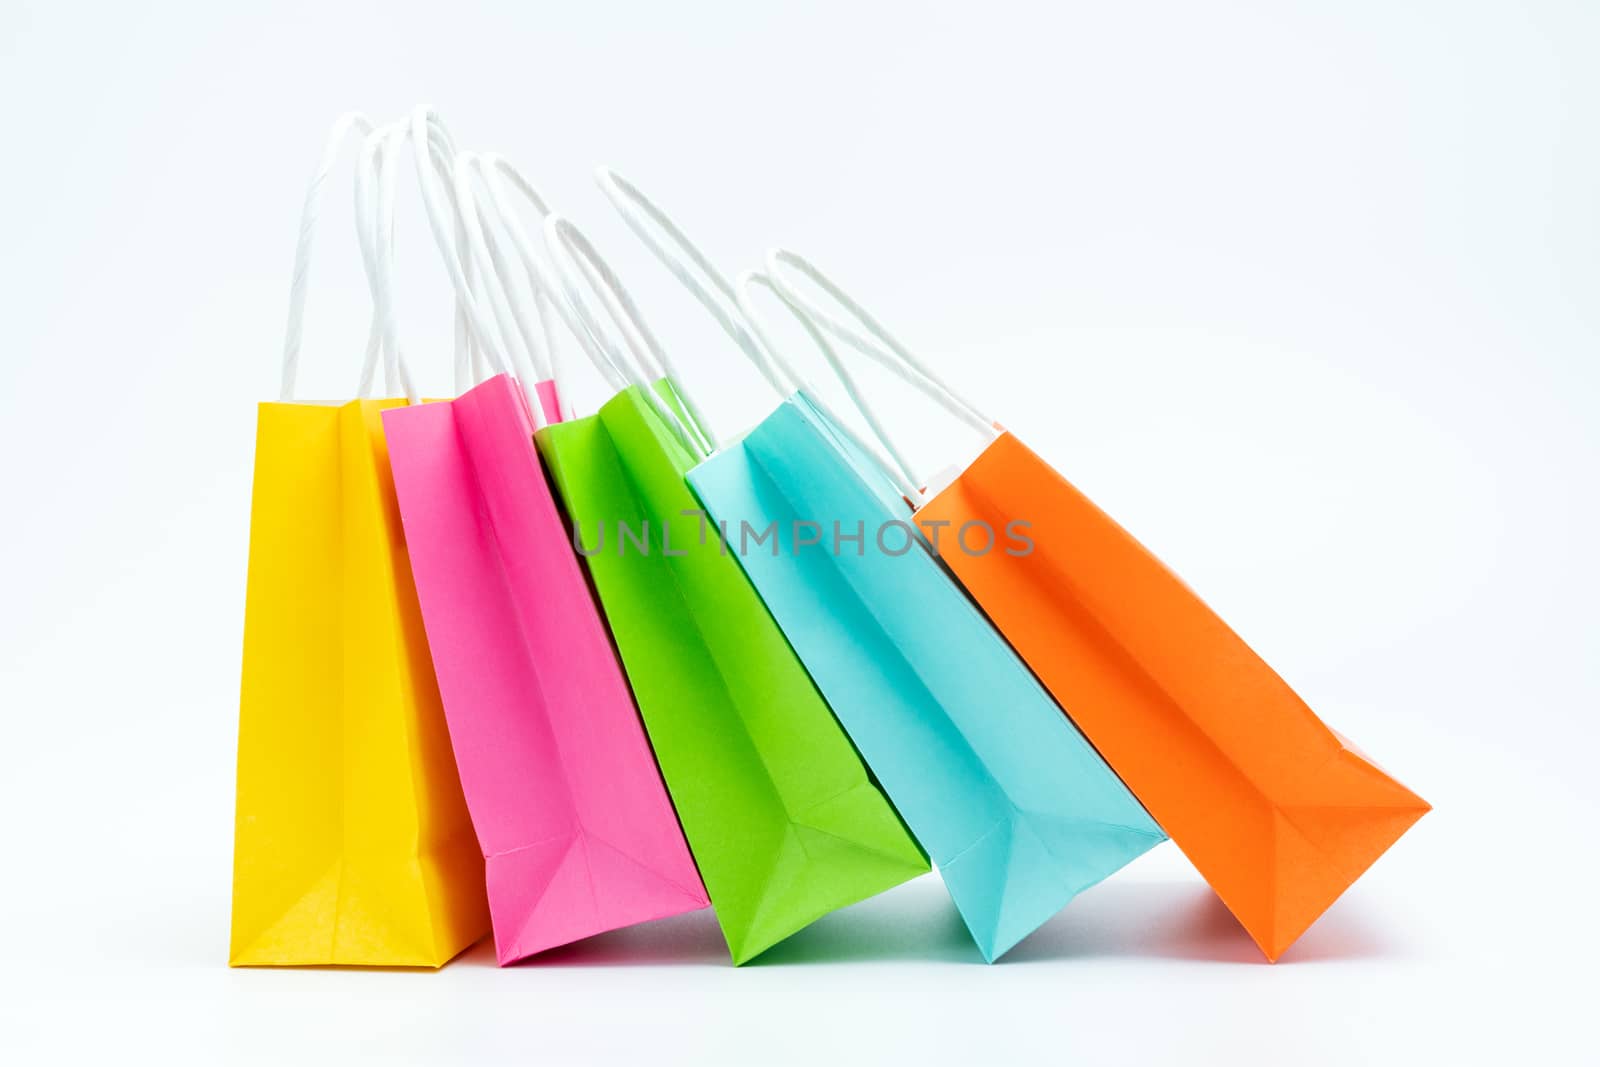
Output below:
[2,2,1596,1063]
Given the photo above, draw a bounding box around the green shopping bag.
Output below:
[533,231,927,965]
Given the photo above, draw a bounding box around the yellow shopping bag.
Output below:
[229,114,487,967]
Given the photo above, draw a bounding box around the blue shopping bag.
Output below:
[687,389,1166,961]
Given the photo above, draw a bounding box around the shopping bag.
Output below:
[917,432,1430,960]
[383,374,708,964]
[231,114,490,967]
[769,248,1431,962]
[535,381,929,964]
[232,396,489,967]
[688,391,1166,961]
[368,127,709,964]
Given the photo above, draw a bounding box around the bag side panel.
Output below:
[231,402,347,965]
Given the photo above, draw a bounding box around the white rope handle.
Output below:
[412,113,484,395]
[402,106,518,395]
[543,215,713,460]
[470,154,570,398]
[357,117,511,405]
[278,112,388,401]
[349,115,494,401]
[446,157,544,394]
[372,113,484,396]
[352,122,395,395]
[449,152,571,427]
[595,167,791,398]
[764,249,999,441]
[454,158,547,404]
[737,271,924,503]
[353,127,400,398]
[483,156,566,395]
[471,156,628,405]
[354,123,423,401]
[593,171,959,496]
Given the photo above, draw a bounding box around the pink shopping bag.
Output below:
[376,117,707,964]
[383,373,708,964]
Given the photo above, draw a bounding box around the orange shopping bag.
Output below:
[766,250,1430,961]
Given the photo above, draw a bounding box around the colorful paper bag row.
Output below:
[230,110,1427,969]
